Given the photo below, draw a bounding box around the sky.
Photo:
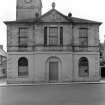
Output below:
[0,0,105,51]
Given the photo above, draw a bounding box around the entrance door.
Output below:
[49,61,58,81]
[101,67,105,78]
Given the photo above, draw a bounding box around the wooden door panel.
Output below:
[49,62,58,81]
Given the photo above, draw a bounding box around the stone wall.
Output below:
[7,51,100,82]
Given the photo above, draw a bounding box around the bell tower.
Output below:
[16,0,42,20]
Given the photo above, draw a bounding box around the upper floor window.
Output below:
[18,28,28,48]
[44,26,63,47]
[49,27,58,46]
[79,28,88,51]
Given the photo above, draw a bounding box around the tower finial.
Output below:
[52,2,56,9]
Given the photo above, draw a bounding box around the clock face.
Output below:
[24,0,32,3]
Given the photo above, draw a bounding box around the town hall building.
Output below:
[5,0,102,83]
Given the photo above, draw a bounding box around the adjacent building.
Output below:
[4,0,102,83]
[100,41,105,78]
[0,45,7,78]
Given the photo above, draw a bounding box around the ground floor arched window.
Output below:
[79,57,89,77]
[18,57,28,77]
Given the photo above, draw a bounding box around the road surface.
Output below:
[0,83,105,105]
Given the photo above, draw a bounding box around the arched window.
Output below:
[18,57,28,77]
[79,57,89,77]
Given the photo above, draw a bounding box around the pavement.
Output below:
[0,80,105,86]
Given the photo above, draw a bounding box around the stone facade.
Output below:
[4,0,102,83]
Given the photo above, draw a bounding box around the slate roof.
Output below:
[0,48,7,57]
[71,17,102,24]
[4,8,102,25]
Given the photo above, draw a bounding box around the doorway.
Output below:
[49,61,58,81]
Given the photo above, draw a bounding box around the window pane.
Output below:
[79,28,88,37]
[19,28,28,48]
[79,38,88,46]
[19,37,27,47]
[18,57,28,77]
[19,28,28,37]
[79,29,88,51]
[18,58,28,66]
[79,57,89,77]
[49,27,58,45]
[44,27,47,46]
[60,27,63,46]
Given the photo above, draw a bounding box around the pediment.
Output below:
[41,9,70,23]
